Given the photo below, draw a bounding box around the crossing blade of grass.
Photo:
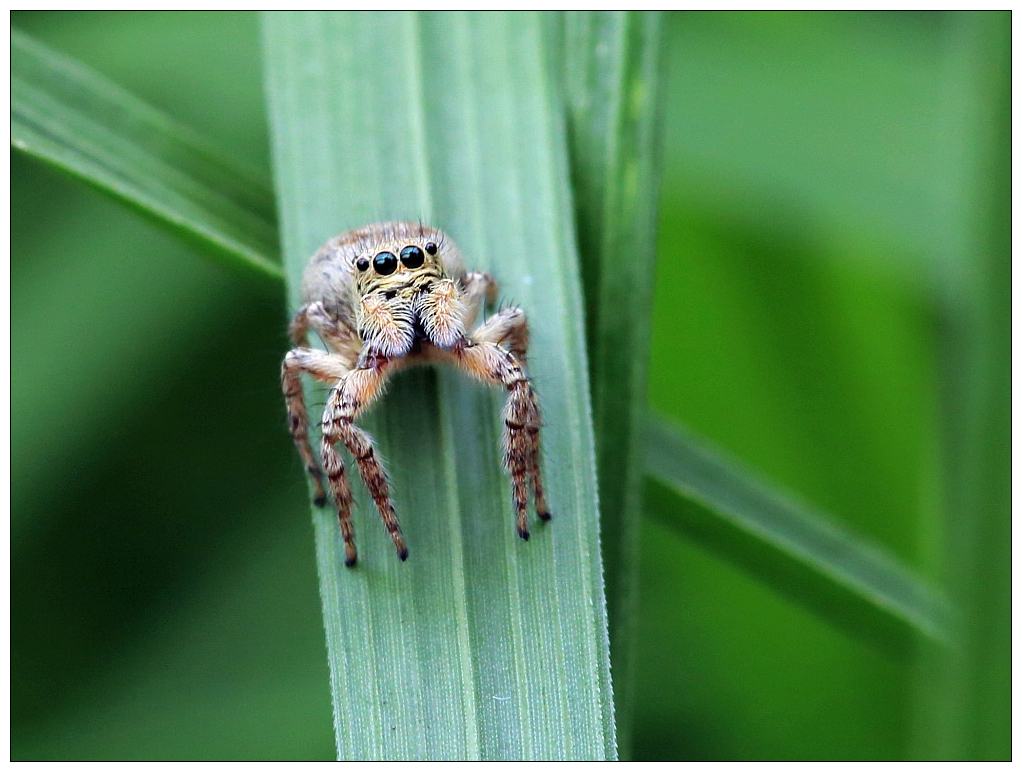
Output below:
[263,11,614,760]
[562,11,663,755]
[643,414,952,658]
[11,28,281,282]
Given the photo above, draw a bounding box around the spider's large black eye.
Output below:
[373,251,397,275]
[425,242,438,255]
[356,257,370,272]
[400,245,424,269]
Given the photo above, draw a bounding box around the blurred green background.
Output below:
[11,11,1007,760]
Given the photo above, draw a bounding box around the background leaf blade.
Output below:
[11,28,281,281]
[643,414,952,656]
[562,11,664,753]
[912,10,1010,759]
[262,11,614,760]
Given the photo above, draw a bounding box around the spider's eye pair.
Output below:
[369,248,416,276]
[357,243,436,275]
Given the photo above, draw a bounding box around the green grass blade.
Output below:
[913,11,1010,760]
[262,11,614,760]
[562,10,663,754]
[11,28,281,282]
[643,414,952,657]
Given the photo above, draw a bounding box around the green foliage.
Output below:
[11,143,332,760]
[262,11,613,760]
[11,28,280,282]
[10,10,1009,762]
[644,415,951,657]
[562,12,663,751]
[912,11,1010,760]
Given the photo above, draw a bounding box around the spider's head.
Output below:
[353,238,442,293]
[350,223,464,356]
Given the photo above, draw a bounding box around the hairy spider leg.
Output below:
[460,271,498,330]
[486,309,546,519]
[282,347,357,558]
[284,303,361,505]
[469,306,548,519]
[292,300,363,364]
[321,362,407,564]
[449,306,551,539]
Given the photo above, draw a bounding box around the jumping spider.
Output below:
[282,221,550,566]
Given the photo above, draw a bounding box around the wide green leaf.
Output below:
[562,10,663,753]
[263,11,614,760]
[11,28,281,282]
[643,414,952,657]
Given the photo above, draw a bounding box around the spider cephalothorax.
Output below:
[349,230,465,356]
[282,221,549,566]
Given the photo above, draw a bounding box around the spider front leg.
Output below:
[284,302,363,505]
[321,359,407,565]
[281,347,352,508]
[453,307,550,539]
[291,300,362,363]
[461,271,498,329]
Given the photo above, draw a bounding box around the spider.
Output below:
[281,221,550,566]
